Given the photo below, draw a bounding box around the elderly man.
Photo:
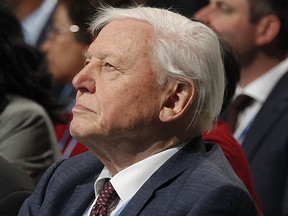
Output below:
[19,6,257,216]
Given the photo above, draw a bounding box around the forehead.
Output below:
[88,19,155,58]
[99,18,154,39]
[53,4,71,25]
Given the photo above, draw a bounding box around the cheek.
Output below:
[214,20,249,48]
[100,83,161,126]
[47,44,68,74]
[212,14,248,34]
[213,20,238,36]
[227,26,255,52]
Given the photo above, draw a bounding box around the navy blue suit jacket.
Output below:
[241,72,288,216]
[19,138,257,216]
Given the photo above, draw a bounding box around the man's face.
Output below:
[194,0,258,65]
[70,19,168,144]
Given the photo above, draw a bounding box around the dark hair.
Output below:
[57,0,131,44]
[248,0,288,52]
[0,2,62,122]
[221,41,240,113]
[56,0,96,44]
[145,0,209,17]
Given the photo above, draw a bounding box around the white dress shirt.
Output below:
[234,57,288,144]
[82,144,185,216]
[22,0,58,45]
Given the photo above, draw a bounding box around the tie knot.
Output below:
[97,180,118,208]
[90,180,118,216]
[231,94,253,111]
[223,94,254,132]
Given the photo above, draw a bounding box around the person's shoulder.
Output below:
[159,142,257,215]
[42,151,102,183]
[59,151,100,169]
[0,156,35,195]
[0,156,35,216]
[7,95,47,115]
[259,71,288,113]
[186,142,244,189]
[1,95,48,121]
[264,64,288,98]
[185,142,253,198]
[3,95,52,124]
[0,95,52,131]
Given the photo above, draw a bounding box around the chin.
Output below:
[70,120,93,141]
[69,126,77,138]
[70,128,86,144]
[69,120,82,138]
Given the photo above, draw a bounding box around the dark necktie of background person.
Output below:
[90,179,118,216]
[224,94,254,132]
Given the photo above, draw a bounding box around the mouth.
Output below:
[72,103,95,113]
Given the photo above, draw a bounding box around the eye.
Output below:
[84,60,90,66]
[216,2,233,14]
[102,62,116,72]
[83,51,92,66]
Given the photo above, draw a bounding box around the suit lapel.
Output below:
[242,72,288,160]
[119,137,205,216]
[63,182,95,216]
[59,152,103,216]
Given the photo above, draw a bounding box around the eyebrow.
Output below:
[83,50,117,60]
[83,51,92,61]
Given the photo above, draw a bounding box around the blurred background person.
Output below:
[3,0,58,47]
[195,0,288,215]
[0,156,35,216]
[41,0,95,115]
[41,0,95,158]
[0,2,62,182]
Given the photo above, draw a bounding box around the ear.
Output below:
[255,15,280,46]
[159,81,195,122]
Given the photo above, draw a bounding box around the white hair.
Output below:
[89,6,225,132]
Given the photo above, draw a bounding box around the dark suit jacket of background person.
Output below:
[0,156,35,216]
[19,138,258,216]
[240,71,288,216]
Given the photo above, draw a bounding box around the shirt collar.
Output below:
[22,0,57,45]
[94,144,185,205]
[236,57,288,103]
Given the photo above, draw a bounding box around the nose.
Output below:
[72,65,96,93]
[193,6,212,26]
[41,39,51,53]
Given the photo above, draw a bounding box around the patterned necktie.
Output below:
[89,180,118,216]
[224,94,254,132]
